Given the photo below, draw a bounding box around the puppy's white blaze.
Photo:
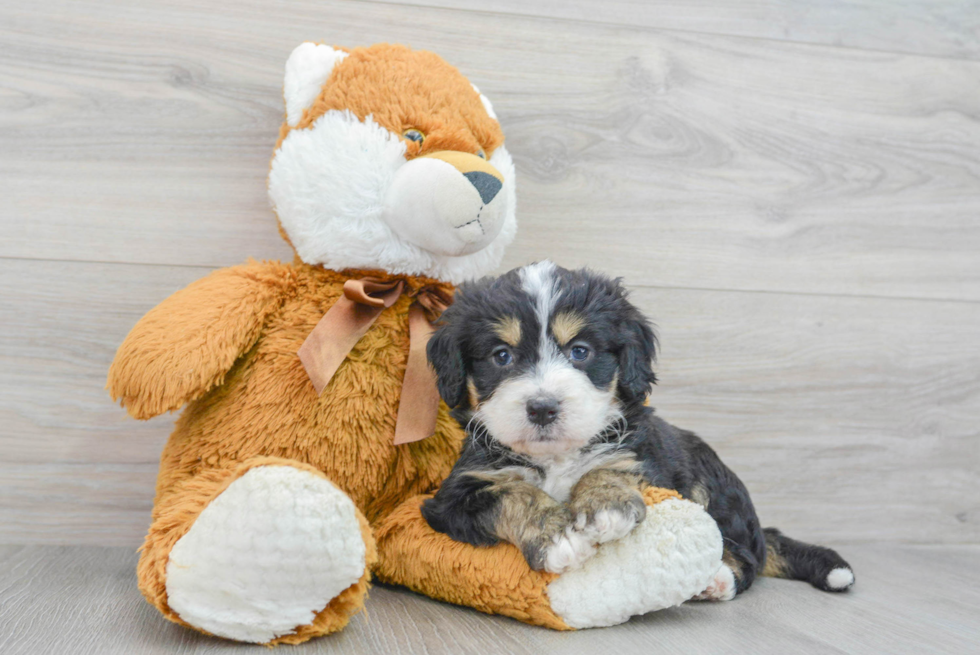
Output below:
[826,567,854,590]
[519,260,559,359]
[519,260,568,391]
[519,260,557,296]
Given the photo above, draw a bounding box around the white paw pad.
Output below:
[826,567,855,590]
[543,528,596,574]
[165,466,367,643]
[693,563,737,601]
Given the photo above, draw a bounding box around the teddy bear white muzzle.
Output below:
[381,151,506,257]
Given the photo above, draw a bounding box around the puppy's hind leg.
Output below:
[691,549,745,601]
[683,437,767,598]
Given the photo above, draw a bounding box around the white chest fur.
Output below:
[534,449,621,503]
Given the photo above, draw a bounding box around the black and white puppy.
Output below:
[422,261,854,599]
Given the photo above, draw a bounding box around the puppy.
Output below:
[422,261,854,599]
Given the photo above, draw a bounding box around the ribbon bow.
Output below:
[297,277,453,445]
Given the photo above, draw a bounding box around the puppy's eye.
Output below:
[491,346,513,367]
[569,344,591,362]
[477,149,486,159]
[403,129,425,143]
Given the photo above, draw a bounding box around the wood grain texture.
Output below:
[1,544,978,655]
[0,464,155,547]
[1,258,976,546]
[0,259,205,467]
[2,0,980,300]
[637,285,980,546]
[383,0,980,61]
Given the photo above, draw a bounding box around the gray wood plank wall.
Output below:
[1,0,978,547]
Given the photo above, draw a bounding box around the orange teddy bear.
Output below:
[108,42,723,645]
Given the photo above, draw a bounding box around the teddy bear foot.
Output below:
[164,465,370,644]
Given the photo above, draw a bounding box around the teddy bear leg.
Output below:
[138,457,376,645]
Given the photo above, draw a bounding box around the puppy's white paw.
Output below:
[692,563,737,601]
[542,528,597,574]
[575,507,641,544]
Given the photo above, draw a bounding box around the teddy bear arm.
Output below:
[107,263,290,420]
[372,488,724,630]
[372,494,572,629]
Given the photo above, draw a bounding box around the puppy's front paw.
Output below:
[538,527,597,574]
[571,489,646,544]
[523,517,597,574]
[574,506,642,544]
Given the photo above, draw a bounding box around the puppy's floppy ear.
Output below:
[427,319,467,409]
[617,302,658,404]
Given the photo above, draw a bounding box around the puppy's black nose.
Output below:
[526,397,560,426]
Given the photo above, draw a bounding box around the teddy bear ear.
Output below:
[283,42,348,127]
[471,84,498,121]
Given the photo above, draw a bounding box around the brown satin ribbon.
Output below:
[297,277,452,445]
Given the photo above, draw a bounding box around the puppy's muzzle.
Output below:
[526,396,560,427]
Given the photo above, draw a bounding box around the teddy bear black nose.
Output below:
[463,171,502,205]
[526,396,560,426]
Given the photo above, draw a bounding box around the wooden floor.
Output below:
[1,0,979,652]
[2,544,978,655]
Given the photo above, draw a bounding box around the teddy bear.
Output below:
[107,42,724,645]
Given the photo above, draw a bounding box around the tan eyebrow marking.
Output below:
[552,311,587,347]
[467,377,480,408]
[493,316,522,347]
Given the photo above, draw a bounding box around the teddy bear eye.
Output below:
[477,149,486,159]
[403,129,425,143]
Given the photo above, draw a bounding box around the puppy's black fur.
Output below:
[423,263,853,594]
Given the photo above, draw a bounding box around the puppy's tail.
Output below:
[761,527,855,592]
